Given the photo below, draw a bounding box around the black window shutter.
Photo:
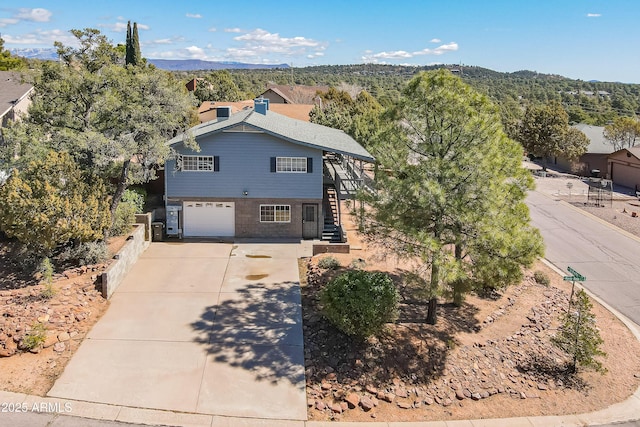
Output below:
[213,156,219,172]
[270,157,276,173]
[307,157,313,173]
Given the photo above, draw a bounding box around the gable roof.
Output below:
[169,108,374,162]
[572,123,613,154]
[260,84,328,104]
[610,146,640,161]
[0,71,34,119]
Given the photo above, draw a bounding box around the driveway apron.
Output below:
[47,242,307,421]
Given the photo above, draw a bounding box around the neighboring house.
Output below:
[0,71,33,128]
[607,147,640,192]
[258,84,328,104]
[198,100,315,123]
[553,124,612,176]
[164,99,374,240]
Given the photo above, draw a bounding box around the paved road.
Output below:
[527,190,640,326]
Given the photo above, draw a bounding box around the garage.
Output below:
[608,148,640,191]
[183,201,235,237]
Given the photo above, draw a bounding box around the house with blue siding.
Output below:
[164,99,374,240]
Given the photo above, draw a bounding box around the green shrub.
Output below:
[321,270,398,338]
[72,241,109,266]
[39,257,56,299]
[533,270,550,286]
[318,256,340,270]
[122,188,146,213]
[22,322,47,351]
[110,189,146,236]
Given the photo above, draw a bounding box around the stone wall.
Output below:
[101,224,149,299]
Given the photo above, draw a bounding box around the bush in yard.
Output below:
[39,257,56,299]
[110,188,145,236]
[533,270,550,286]
[21,322,47,351]
[321,270,398,338]
[318,256,340,270]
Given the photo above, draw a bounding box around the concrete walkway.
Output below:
[46,241,307,421]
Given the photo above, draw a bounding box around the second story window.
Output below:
[276,157,307,173]
[178,155,219,172]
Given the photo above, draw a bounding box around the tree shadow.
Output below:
[190,280,305,386]
[517,353,589,391]
[0,240,39,291]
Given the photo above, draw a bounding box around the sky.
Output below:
[1,1,639,83]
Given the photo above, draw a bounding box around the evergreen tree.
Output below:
[131,22,142,66]
[552,289,607,373]
[0,37,25,71]
[125,21,133,65]
[360,70,543,324]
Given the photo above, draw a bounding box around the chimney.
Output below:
[254,97,269,115]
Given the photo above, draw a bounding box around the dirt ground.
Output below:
[302,203,640,422]
[0,235,127,395]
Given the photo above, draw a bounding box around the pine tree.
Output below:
[360,70,543,324]
[552,289,607,373]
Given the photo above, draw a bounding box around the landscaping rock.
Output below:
[345,393,359,409]
[360,396,375,411]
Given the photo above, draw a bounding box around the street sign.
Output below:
[564,266,586,282]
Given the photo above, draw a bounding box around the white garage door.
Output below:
[183,201,235,237]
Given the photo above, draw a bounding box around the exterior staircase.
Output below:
[322,185,343,243]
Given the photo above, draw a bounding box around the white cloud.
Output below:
[15,8,52,23]
[142,36,185,47]
[228,28,327,60]
[224,28,243,33]
[362,42,458,63]
[3,29,77,46]
[587,13,601,17]
[186,13,202,19]
[208,27,217,32]
[0,18,19,27]
[185,46,205,57]
[430,38,441,43]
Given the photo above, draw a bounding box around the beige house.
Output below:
[553,124,613,177]
[0,71,33,128]
[259,84,328,104]
[608,147,640,192]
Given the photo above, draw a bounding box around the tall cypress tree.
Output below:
[131,22,141,66]
[125,21,133,65]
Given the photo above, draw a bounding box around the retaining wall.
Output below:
[101,223,150,299]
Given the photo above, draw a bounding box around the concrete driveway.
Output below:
[47,242,307,420]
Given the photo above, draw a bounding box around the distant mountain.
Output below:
[9,47,59,60]
[147,59,290,71]
[7,49,289,71]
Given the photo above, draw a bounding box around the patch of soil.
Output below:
[301,205,640,422]
[0,235,129,395]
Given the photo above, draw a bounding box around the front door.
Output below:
[302,204,318,239]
